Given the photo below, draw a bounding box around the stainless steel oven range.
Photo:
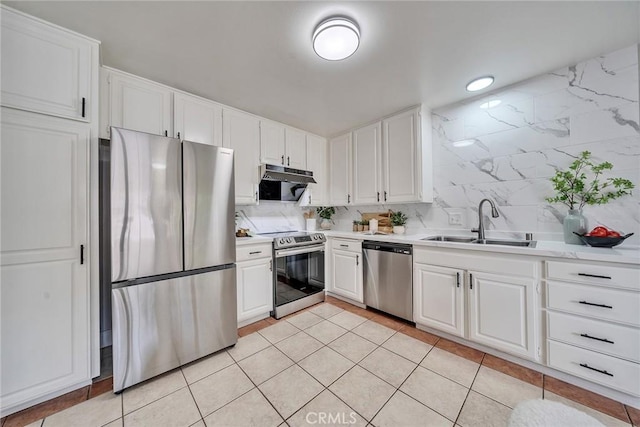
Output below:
[260,231,326,318]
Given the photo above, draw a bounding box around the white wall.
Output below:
[242,44,640,242]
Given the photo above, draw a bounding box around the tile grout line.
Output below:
[180,367,205,425]
[231,359,290,425]
[453,352,486,426]
[365,337,436,424]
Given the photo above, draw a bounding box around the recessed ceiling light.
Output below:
[466,76,494,92]
[313,17,360,61]
[479,100,502,109]
[452,139,476,147]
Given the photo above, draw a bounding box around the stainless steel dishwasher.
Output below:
[363,241,413,321]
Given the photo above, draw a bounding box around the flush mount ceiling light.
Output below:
[452,139,476,148]
[313,17,360,61]
[466,76,494,92]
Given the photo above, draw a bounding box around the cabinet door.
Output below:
[260,120,286,165]
[223,109,260,205]
[109,71,173,137]
[237,258,273,323]
[174,92,222,146]
[304,134,328,206]
[285,128,307,170]
[468,271,537,359]
[382,108,420,203]
[329,133,352,206]
[1,8,94,122]
[331,249,363,303]
[352,122,382,205]
[413,264,465,337]
[0,108,90,412]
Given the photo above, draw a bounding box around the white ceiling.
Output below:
[4,1,640,137]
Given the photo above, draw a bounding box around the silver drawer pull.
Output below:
[579,333,614,344]
[249,251,262,255]
[339,244,349,248]
[578,273,612,280]
[578,301,613,309]
[579,363,613,377]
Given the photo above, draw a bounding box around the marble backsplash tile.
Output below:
[241,44,640,244]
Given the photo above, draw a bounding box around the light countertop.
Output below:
[235,235,273,246]
[322,230,640,265]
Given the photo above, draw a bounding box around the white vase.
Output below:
[320,218,332,230]
[393,225,405,234]
[306,218,316,231]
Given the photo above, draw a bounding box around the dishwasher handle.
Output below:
[362,241,412,255]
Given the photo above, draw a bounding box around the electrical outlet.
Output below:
[449,212,463,225]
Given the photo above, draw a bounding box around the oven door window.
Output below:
[276,251,324,306]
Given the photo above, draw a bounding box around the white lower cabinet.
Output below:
[413,264,464,337]
[328,239,363,303]
[236,243,273,326]
[468,271,536,359]
[0,108,90,414]
[544,259,640,396]
[413,247,540,361]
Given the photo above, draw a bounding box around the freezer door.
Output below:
[110,128,183,282]
[112,267,237,392]
[183,141,235,269]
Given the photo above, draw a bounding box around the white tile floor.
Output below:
[28,303,632,427]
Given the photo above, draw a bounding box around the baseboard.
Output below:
[416,323,640,409]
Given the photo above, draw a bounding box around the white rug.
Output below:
[508,399,605,427]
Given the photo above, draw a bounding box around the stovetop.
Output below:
[259,231,326,249]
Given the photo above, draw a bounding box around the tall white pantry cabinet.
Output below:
[0,6,100,416]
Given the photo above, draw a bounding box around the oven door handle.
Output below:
[275,246,325,257]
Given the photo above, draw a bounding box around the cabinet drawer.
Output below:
[547,281,640,327]
[330,238,362,253]
[546,260,640,290]
[547,340,640,396]
[547,311,640,363]
[236,243,272,262]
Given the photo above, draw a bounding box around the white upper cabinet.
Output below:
[260,121,307,169]
[329,133,352,206]
[107,69,173,137]
[285,128,307,170]
[223,109,260,205]
[260,120,286,165]
[1,7,98,122]
[304,134,328,206]
[382,108,420,203]
[352,122,382,205]
[327,106,431,206]
[173,92,222,146]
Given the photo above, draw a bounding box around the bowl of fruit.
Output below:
[574,226,634,248]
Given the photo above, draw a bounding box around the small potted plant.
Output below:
[362,219,370,232]
[546,151,634,245]
[352,220,358,232]
[356,221,363,232]
[390,211,408,234]
[316,206,336,230]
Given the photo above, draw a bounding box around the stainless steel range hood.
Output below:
[260,164,316,184]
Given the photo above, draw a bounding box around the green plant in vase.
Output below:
[546,151,634,245]
[316,206,336,230]
[390,211,408,234]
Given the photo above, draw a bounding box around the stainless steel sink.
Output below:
[422,235,477,243]
[472,239,537,248]
[421,235,537,247]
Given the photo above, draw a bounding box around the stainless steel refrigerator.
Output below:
[108,127,236,392]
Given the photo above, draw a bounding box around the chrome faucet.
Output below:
[472,198,500,240]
